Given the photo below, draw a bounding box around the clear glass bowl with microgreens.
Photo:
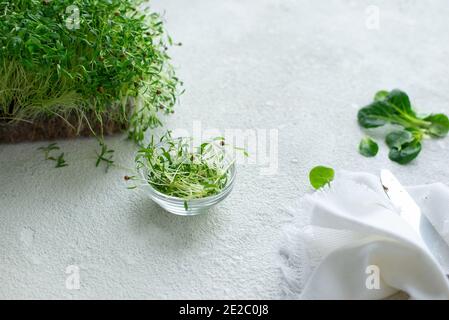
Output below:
[131,133,242,215]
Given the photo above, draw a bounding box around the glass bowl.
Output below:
[138,139,237,216]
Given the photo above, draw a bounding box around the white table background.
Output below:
[1,0,449,299]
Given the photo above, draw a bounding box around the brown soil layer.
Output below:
[0,114,128,143]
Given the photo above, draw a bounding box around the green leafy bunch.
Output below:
[358,89,449,164]
[0,0,181,143]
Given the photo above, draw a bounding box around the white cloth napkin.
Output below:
[279,171,449,300]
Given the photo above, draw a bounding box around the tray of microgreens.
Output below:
[0,0,181,144]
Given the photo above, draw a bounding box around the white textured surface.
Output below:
[1,0,449,299]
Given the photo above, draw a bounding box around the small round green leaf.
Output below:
[309,166,335,190]
[358,136,379,157]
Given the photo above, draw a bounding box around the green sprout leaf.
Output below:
[55,153,68,168]
[357,101,391,128]
[358,136,379,157]
[357,89,418,129]
[38,143,68,168]
[374,90,389,102]
[385,89,415,116]
[386,130,422,164]
[38,143,60,160]
[385,130,415,149]
[309,166,335,190]
[424,114,449,137]
[234,147,250,157]
[96,142,115,172]
[388,140,422,165]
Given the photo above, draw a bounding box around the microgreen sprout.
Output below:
[54,153,68,168]
[38,143,60,160]
[38,143,68,168]
[96,142,115,172]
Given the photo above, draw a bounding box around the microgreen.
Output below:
[358,136,379,157]
[358,89,449,164]
[38,143,60,160]
[0,0,181,145]
[38,143,68,168]
[54,153,68,168]
[95,142,115,172]
[133,132,243,210]
[309,166,335,189]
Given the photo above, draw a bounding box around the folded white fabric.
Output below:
[280,171,449,300]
